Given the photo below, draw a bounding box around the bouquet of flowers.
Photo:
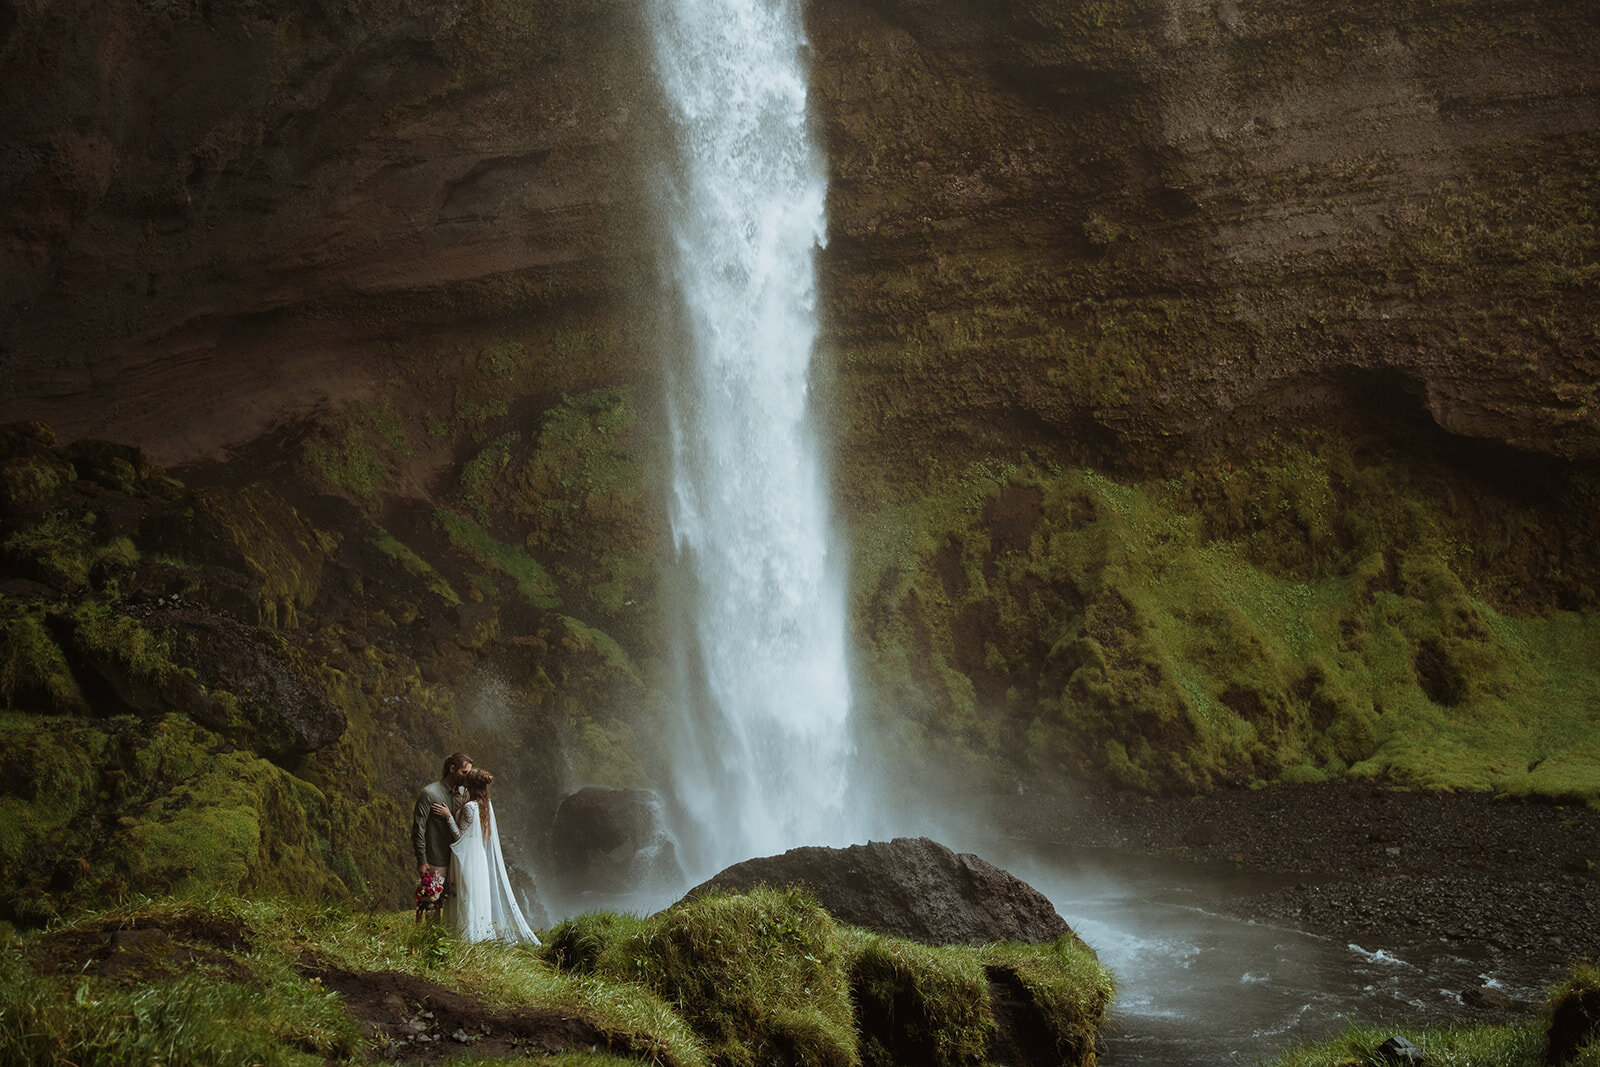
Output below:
[415,869,445,921]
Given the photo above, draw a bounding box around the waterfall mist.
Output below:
[648,0,858,877]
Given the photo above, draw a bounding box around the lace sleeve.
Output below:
[454,801,477,840]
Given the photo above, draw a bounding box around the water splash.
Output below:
[648,0,854,875]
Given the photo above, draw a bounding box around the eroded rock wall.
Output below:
[814,0,1600,481]
[1,0,656,463]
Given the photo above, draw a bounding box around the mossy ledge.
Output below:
[0,887,1114,1067]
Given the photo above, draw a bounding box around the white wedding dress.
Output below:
[444,800,540,945]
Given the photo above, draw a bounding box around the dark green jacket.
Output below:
[413,780,458,868]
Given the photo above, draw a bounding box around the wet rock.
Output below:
[550,787,682,896]
[155,607,346,758]
[1461,984,1514,1011]
[1374,1034,1425,1064]
[683,837,1069,946]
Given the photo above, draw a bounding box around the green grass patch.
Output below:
[302,427,385,501]
[842,929,992,1066]
[434,508,560,609]
[1266,1022,1551,1067]
[0,602,88,714]
[460,432,520,525]
[980,936,1116,1063]
[2,510,96,589]
[0,949,362,1066]
[548,887,1115,1067]
[0,890,1115,1067]
[1266,959,1600,1065]
[0,897,697,1067]
[370,533,461,606]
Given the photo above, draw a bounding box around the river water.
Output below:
[981,838,1544,1065]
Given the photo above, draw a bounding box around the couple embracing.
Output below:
[413,752,540,945]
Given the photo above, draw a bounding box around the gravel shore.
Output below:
[997,782,1600,1015]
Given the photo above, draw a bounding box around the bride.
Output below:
[432,769,540,944]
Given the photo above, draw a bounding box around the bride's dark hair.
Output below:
[464,769,495,841]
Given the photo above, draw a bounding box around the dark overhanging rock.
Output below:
[550,786,683,899]
[679,836,1070,946]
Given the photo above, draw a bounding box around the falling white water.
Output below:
[648,0,854,874]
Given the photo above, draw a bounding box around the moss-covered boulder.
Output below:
[546,886,1114,1067]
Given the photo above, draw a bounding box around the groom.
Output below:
[414,752,473,887]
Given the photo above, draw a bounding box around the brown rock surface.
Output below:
[683,836,1072,946]
[1,0,655,464]
[3,0,1597,475]
[810,0,1600,479]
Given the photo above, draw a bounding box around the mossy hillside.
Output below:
[848,450,1600,798]
[245,382,673,804]
[229,400,663,848]
[0,711,376,926]
[0,593,470,926]
[139,482,333,629]
[511,386,659,625]
[435,508,562,610]
[315,328,663,632]
[370,531,462,605]
[0,425,645,924]
[294,383,673,797]
[0,568,476,922]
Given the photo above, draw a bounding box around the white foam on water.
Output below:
[1348,944,1418,968]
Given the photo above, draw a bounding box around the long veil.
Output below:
[482,802,540,945]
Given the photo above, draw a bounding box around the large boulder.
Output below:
[550,787,683,897]
[681,837,1069,946]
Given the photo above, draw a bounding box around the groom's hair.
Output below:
[442,752,473,778]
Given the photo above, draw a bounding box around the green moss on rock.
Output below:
[435,508,560,609]
[552,886,858,1067]
[852,454,1600,800]
[0,601,88,715]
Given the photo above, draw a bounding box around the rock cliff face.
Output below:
[1,0,655,462]
[813,0,1600,474]
[2,0,1598,916]
[5,0,1596,467]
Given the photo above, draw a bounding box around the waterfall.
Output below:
[648,0,855,875]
